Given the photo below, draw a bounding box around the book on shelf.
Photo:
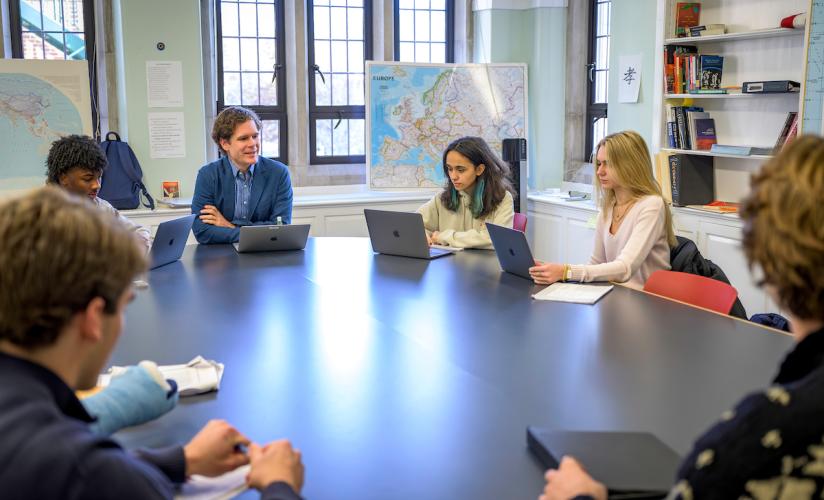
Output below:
[688,24,726,36]
[774,112,799,151]
[687,110,710,150]
[699,55,723,89]
[709,144,774,156]
[675,2,701,37]
[685,201,740,214]
[654,152,673,204]
[669,154,714,207]
[671,105,704,150]
[664,45,697,94]
[692,118,717,151]
[688,89,727,94]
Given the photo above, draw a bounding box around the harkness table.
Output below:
[112,238,791,499]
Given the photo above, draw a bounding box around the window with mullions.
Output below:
[394,0,453,63]
[9,0,99,136]
[216,0,287,162]
[585,0,610,159]
[308,0,372,164]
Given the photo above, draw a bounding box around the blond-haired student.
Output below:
[417,136,515,249]
[529,130,676,289]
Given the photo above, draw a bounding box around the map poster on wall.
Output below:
[366,62,527,190]
[0,59,92,196]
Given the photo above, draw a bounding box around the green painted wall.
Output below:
[606,0,657,148]
[113,0,207,199]
[474,7,567,190]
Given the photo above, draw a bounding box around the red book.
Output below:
[675,3,701,37]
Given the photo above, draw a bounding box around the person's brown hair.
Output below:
[439,136,515,218]
[740,135,824,322]
[0,186,147,349]
[211,106,262,152]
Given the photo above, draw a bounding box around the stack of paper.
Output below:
[175,464,250,500]
[532,283,614,304]
[100,356,225,396]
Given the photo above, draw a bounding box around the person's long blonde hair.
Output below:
[593,130,677,247]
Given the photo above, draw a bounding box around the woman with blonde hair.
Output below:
[529,130,675,289]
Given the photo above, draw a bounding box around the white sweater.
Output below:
[568,195,671,290]
[417,190,514,249]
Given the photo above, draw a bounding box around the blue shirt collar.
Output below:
[227,157,256,179]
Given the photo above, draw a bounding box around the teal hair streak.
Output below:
[472,178,485,218]
[450,186,459,209]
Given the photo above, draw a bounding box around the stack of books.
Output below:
[666,105,717,151]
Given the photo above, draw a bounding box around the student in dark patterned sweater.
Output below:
[539,135,824,500]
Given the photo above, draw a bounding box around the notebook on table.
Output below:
[527,427,681,499]
[364,209,456,260]
[233,224,311,253]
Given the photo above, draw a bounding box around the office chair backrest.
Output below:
[644,270,739,315]
[513,212,528,233]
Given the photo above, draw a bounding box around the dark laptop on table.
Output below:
[486,221,535,279]
[364,209,455,260]
[149,214,196,270]
[233,224,311,253]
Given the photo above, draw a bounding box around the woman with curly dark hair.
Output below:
[416,136,515,249]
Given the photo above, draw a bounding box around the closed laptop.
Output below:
[527,427,681,498]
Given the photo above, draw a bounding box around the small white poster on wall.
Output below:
[618,54,642,103]
[147,61,183,108]
[148,112,186,159]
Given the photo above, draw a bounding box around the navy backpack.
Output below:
[98,132,155,210]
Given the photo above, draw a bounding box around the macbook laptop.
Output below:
[149,214,196,270]
[233,224,311,253]
[486,222,535,279]
[364,209,455,260]
[527,427,681,498]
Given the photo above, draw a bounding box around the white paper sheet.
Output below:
[147,61,184,108]
[532,283,614,304]
[148,112,186,159]
[99,356,225,396]
[618,54,642,103]
[175,464,250,500]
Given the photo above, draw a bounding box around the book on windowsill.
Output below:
[685,201,740,214]
[709,144,774,156]
[157,196,193,208]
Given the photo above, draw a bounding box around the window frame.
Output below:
[8,0,100,138]
[393,0,455,64]
[306,0,373,165]
[585,0,609,160]
[215,0,289,163]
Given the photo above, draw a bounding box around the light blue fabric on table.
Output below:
[82,365,179,436]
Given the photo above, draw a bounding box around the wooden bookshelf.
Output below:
[660,148,773,161]
[664,92,799,99]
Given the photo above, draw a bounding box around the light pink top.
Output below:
[568,195,671,290]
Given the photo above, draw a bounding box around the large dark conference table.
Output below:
[112,238,792,499]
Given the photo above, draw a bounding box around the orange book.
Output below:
[675,3,701,37]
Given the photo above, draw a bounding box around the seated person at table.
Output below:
[46,134,152,252]
[416,136,515,249]
[529,130,675,289]
[47,134,175,434]
[539,135,824,500]
[0,187,304,500]
[192,106,293,244]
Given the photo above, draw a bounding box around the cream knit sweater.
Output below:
[568,195,671,289]
[417,190,514,249]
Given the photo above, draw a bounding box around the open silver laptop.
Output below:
[486,222,535,279]
[149,214,196,270]
[364,209,455,260]
[233,224,311,253]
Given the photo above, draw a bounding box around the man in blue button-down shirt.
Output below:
[193,106,293,244]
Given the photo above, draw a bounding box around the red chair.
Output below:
[513,212,528,232]
[644,270,739,315]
